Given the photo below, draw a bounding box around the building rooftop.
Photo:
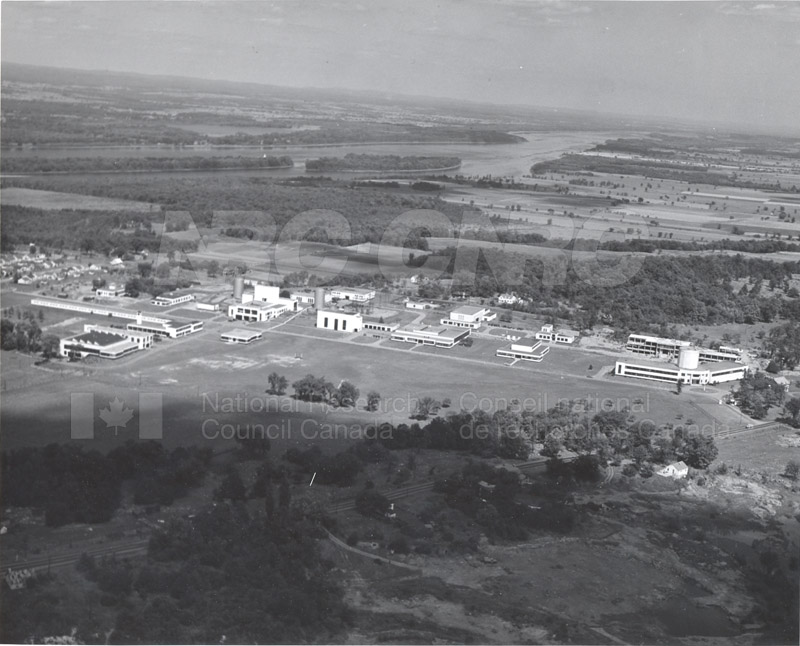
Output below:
[619,357,744,373]
[221,328,261,340]
[451,305,486,316]
[72,330,129,347]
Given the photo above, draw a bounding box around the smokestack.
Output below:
[234,276,245,301]
[315,287,325,311]
[136,311,143,325]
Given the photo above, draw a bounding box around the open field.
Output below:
[0,187,156,211]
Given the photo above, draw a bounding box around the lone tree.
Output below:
[365,391,381,412]
[413,396,441,420]
[267,372,288,395]
[784,460,800,481]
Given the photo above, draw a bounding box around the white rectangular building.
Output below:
[228,302,290,322]
[614,358,747,385]
[331,287,376,302]
[316,310,362,332]
[126,319,203,339]
[60,329,141,360]
[151,292,195,307]
[391,325,470,348]
[95,284,126,298]
[441,305,495,329]
[626,333,741,362]
[83,324,153,350]
[535,325,578,344]
[220,328,263,344]
[496,341,550,362]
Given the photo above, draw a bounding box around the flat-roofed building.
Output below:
[496,341,550,362]
[626,333,742,362]
[228,301,290,322]
[363,320,399,333]
[83,324,153,350]
[535,324,578,344]
[60,329,140,360]
[391,325,470,348]
[95,284,126,298]
[31,297,169,324]
[615,351,747,385]
[151,291,195,307]
[126,319,203,339]
[220,328,263,344]
[331,287,376,302]
[316,310,362,332]
[441,305,495,329]
[405,300,437,311]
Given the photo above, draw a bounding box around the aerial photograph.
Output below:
[1,1,799,644]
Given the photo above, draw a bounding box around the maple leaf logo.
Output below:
[98,397,134,435]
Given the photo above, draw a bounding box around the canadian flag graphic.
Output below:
[70,393,163,439]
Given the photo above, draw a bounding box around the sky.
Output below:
[3,0,800,132]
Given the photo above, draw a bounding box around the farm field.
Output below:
[0,187,156,211]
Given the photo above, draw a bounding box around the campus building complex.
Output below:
[615,347,747,385]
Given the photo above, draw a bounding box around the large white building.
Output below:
[615,347,747,385]
[440,305,496,330]
[331,287,376,302]
[228,301,290,322]
[60,329,141,360]
[391,325,470,348]
[316,310,362,332]
[83,324,153,350]
[31,297,169,324]
[626,333,742,363]
[496,341,550,362]
[126,318,203,339]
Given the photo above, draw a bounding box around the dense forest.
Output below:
[0,503,349,643]
[434,246,800,331]
[1,155,293,174]
[0,442,212,526]
[305,153,461,172]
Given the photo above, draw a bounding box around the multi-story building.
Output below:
[615,347,747,385]
[60,329,141,360]
[228,302,290,322]
[535,324,578,344]
[316,310,362,332]
[626,333,742,362]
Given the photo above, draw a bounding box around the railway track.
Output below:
[716,420,789,440]
[1,538,150,574]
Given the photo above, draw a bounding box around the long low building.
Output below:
[220,328,263,344]
[31,297,169,324]
[496,341,550,362]
[615,354,747,385]
[126,319,203,339]
[151,292,195,307]
[391,325,470,348]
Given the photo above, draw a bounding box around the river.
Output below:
[2,130,620,180]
